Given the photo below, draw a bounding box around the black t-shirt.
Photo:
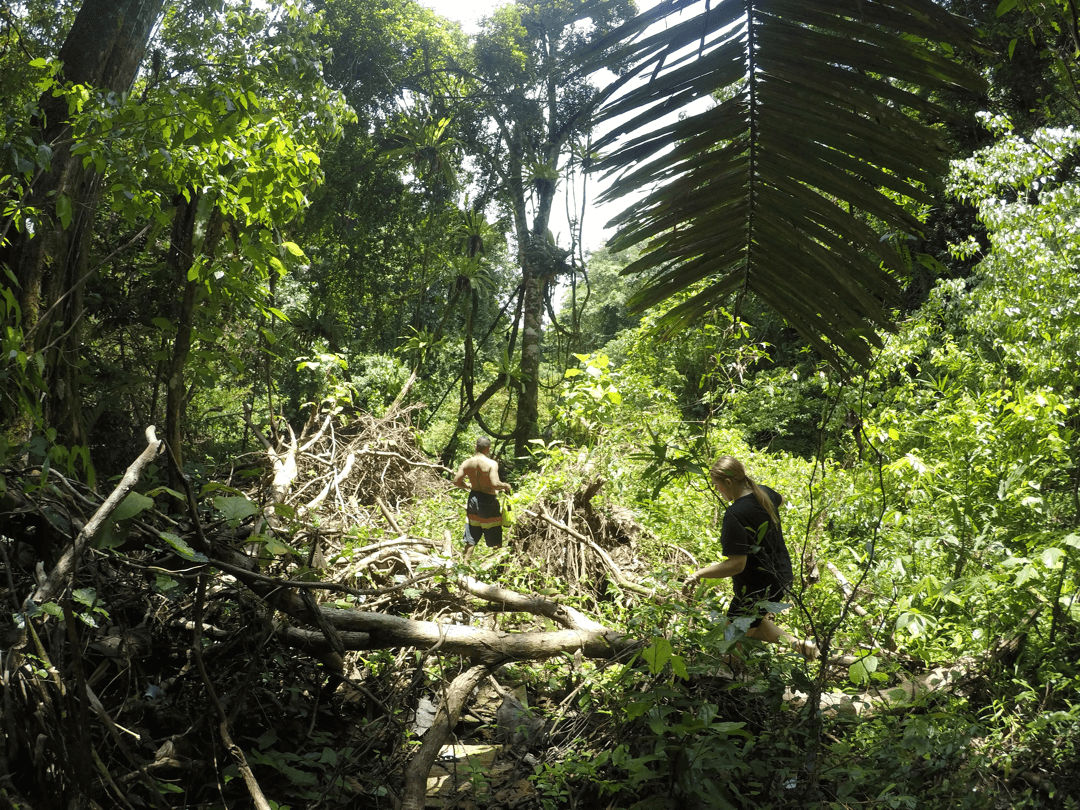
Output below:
[720,485,793,598]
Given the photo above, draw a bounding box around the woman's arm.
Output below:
[684,555,747,591]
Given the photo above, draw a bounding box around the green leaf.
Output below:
[213,495,259,527]
[710,721,748,735]
[55,193,72,229]
[264,535,298,556]
[1040,547,1064,569]
[281,241,305,258]
[995,0,1018,16]
[641,637,673,674]
[159,531,208,563]
[112,491,154,522]
[670,654,688,680]
[144,486,185,501]
[153,574,180,594]
[848,655,879,685]
[72,588,99,608]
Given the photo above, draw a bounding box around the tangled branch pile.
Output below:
[0,407,649,808]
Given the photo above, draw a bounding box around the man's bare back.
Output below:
[454,453,509,495]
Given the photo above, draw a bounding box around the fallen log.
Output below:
[458,576,608,633]
[787,606,1042,716]
[208,547,635,665]
[323,606,632,664]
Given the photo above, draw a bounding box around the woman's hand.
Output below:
[681,573,700,598]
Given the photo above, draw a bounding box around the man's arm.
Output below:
[452,463,468,490]
[487,459,511,493]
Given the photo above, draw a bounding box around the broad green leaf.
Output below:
[153,574,180,594]
[72,588,99,608]
[144,486,185,501]
[848,655,878,685]
[213,495,259,527]
[670,654,688,680]
[159,531,208,563]
[112,491,154,522]
[641,637,673,674]
[1040,547,1064,569]
[264,535,298,556]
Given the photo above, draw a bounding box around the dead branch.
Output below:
[376,496,404,534]
[400,664,492,810]
[318,606,632,664]
[29,426,162,606]
[192,573,271,810]
[301,451,355,514]
[827,562,869,617]
[458,576,608,633]
[359,447,453,474]
[298,412,334,453]
[788,606,1043,716]
[245,407,297,503]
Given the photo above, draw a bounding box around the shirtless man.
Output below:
[453,436,511,560]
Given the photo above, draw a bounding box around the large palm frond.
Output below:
[590,0,984,366]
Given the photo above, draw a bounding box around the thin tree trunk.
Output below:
[165,193,198,488]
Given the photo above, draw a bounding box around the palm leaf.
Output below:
[589,0,985,368]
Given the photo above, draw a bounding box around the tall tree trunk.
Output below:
[514,254,546,458]
[165,194,198,490]
[2,0,164,446]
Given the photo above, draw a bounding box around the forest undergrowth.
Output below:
[2,372,1078,809]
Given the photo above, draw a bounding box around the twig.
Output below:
[529,508,652,596]
[301,451,355,514]
[192,573,272,810]
[360,447,453,474]
[826,562,869,617]
[210,554,436,598]
[375,496,404,535]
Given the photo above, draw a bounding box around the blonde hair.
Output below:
[710,455,779,526]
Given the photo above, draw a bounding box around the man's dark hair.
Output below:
[475,436,492,453]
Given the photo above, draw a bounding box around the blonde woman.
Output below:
[684,456,816,658]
